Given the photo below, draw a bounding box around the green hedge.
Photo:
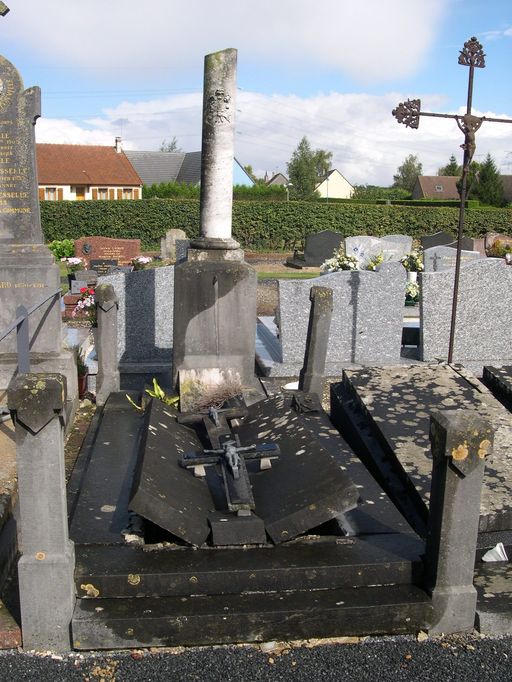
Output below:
[40,199,512,251]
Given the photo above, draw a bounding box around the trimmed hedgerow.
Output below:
[40,199,512,251]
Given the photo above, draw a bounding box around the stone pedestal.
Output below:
[95,283,120,406]
[299,286,333,397]
[8,374,75,651]
[173,248,257,387]
[0,244,77,406]
[425,410,493,634]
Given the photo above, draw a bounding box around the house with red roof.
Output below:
[36,138,143,201]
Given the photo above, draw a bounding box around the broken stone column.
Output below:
[299,286,333,397]
[8,374,75,651]
[95,283,120,406]
[173,48,257,389]
[425,410,493,634]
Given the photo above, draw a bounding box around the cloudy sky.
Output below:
[2,0,512,185]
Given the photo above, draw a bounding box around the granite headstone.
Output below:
[0,55,76,401]
[74,236,141,270]
[260,262,406,376]
[344,235,412,268]
[423,245,483,272]
[99,265,174,389]
[160,229,187,261]
[420,259,512,372]
[420,231,455,250]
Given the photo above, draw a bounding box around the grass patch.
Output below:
[257,271,320,280]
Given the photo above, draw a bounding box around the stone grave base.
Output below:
[67,390,434,649]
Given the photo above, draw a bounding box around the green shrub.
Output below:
[40,199,512,252]
[47,238,75,259]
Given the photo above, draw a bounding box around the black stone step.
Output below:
[72,584,433,649]
[75,534,424,599]
[483,366,512,411]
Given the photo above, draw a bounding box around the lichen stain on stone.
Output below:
[81,583,100,597]
[451,442,469,461]
[478,439,492,459]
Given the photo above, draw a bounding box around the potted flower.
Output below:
[405,280,420,306]
[76,348,89,399]
[72,287,96,326]
[61,256,85,289]
[132,255,153,271]
[400,250,424,283]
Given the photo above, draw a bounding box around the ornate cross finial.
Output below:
[0,3,9,16]
[391,37,512,365]
[458,36,485,68]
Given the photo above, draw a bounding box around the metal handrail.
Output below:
[0,287,61,373]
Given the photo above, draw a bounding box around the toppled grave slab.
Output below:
[331,363,512,533]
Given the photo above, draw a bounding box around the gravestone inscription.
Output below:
[423,245,482,272]
[74,236,140,270]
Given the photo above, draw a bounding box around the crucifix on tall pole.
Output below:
[393,36,512,363]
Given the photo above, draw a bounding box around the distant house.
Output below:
[125,150,254,187]
[412,176,460,200]
[266,172,289,187]
[37,139,143,200]
[315,169,353,199]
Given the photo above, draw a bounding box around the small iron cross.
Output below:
[392,37,512,363]
[178,404,279,514]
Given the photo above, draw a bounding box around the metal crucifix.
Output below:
[393,37,512,363]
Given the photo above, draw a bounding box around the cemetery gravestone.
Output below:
[160,229,187,261]
[261,263,406,376]
[420,231,455,250]
[0,54,76,402]
[422,245,482,272]
[344,235,412,269]
[74,236,141,275]
[99,266,174,390]
[420,259,512,371]
[287,230,343,268]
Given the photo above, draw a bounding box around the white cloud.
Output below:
[34,90,512,186]
[7,0,447,84]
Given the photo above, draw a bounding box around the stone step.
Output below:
[75,533,424,600]
[71,583,433,649]
[474,561,512,635]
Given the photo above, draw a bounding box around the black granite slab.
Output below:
[129,399,213,547]
[74,533,425,599]
[234,395,359,543]
[72,583,432,649]
[483,366,512,410]
[69,393,144,545]
[334,364,512,533]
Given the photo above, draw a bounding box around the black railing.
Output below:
[0,288,61,373]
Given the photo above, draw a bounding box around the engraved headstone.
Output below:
[344,234,412,268]
[423,245,482,272]
[74,236,140,270]
[0,55,76,401]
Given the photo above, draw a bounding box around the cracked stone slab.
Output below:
[340,363,512,532]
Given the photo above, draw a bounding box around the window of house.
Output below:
[435,185,443,192]
[122,188,133,200]
[45,187,57,201]
[98,188,108,200]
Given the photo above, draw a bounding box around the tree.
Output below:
[313,149,333,178]
[438,154,462,176]
[243,164,265,185]
[392,154,423,193]
[286,137,332,199]
[159,136,181,153]
[470,153,505,207]
[286,137,318,199]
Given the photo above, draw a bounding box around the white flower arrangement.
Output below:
[405,281,420,301]
[61,256,85,272]
[400,250,424,272]
[321,251,359,272]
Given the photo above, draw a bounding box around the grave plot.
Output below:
[331,363,512,535]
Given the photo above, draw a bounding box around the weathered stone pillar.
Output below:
[173,48,257,389]
[425,410,493,634]
[95,283,120,406]
[193,48,239,250]
[299,286,333,397]
[8,374,75,651]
